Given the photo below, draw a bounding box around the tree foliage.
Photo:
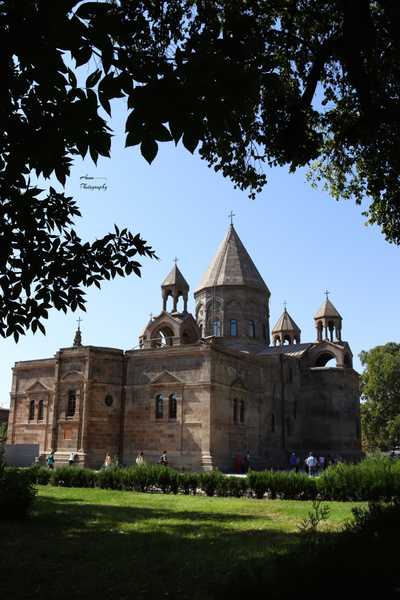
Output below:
[75,0,400,245]
[2,0,400,337]
[0,0,156,340]
[360,343,400,451]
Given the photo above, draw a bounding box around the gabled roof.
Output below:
[194,226,269,294]
[161,265,189,288]
[272,309,301,334]
[314,298,342,320]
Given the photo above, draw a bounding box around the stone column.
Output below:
[79,356,91,454]
[49,353,61,452]
[79,381,91,453]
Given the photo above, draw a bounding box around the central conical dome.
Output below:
[194,226,271,351]
[195,225,269,294]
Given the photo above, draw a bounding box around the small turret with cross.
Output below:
[73,317,83,347]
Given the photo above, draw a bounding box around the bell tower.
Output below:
[161,259,189,314]
[314,293,342,342]
[271,306,301,346]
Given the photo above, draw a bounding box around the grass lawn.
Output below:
[1,486,366,600]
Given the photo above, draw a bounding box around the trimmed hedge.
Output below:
[24,456,400,502]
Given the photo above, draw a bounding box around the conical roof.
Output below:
[161,265,189,288]
[272,309,301,334]
[194,226,269,294]
[314,298,341,320]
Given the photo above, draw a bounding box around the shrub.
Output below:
[218,500,400,600]
[97,466,124,490]
[31,464,52,486]
[198,470,223,497]
[214,471,230,497]
[227,476,248,498]
[247,470,269,499]
[154,465,180,494]
[0,437,37,519]
[178,472,192,495]
[129,463,154,492]
[0,467,37,519]
[179,471,199,495]
[188,472,199,495]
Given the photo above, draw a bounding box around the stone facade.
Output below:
[6,225,362,470]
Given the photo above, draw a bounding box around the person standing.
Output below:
[319,455,325,471]
[46,451,55,470]
[160,450,169,467]
[104,453,111,468]
[290,453,297,472]
[236,452,243,474]
[69,452,78,467]
[136,451,144,464]
[245,451,250,472]
[306,452,317,478]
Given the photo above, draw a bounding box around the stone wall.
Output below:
[300,366,361,455]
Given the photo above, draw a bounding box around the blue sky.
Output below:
[1,102,399,408]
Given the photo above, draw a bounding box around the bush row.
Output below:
[22,455,400,502]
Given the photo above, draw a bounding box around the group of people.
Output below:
[46,451,78,469]
[236,451,251,473]
[290,452,343,477]
[103,450,168,468]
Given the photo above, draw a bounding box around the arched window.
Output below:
[156,395,164,419]
[263,324,266,340]
[249,321,255,337]
[67,390,76,417]
[233,398,237,422]
[240,400,245,423]
[169,394,177,419]
[293,399,297,420]
[199,324,203,338]
[230,319,237,336]
[213,319,219,336]
[271,412,275,433]
[38,400,44,421]
[317,321,323,342]
[29,400,35,421]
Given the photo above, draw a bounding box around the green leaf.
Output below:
[86,70,102,89]
[182,130,199,154]
[140,137,158,164]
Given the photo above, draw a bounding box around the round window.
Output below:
[105,395,113,407]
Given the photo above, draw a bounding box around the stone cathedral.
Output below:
[6,225,362,470]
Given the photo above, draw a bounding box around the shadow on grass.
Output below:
[0,493,324,600]
[35,494,275,524]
